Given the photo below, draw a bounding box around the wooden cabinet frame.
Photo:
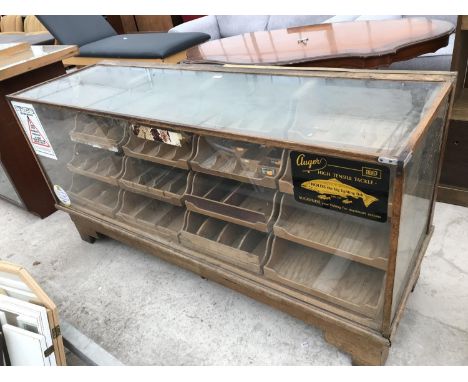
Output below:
[7,64,455,365]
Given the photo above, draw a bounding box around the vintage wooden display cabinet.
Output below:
[7,64,454,365]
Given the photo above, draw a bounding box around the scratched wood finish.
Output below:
[185,18,454,67]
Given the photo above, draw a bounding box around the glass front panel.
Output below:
[25,102,399,328]
[391,102,448,319]
[13,68,448,331]
[0,161,23,206]
[16,65,443,157]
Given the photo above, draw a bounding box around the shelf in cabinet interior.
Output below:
[185,172,279,232]
[116,191,185,242]
[70,115,128,152]
[122,133,195,170]
[264,237,386,319]
[67,144,124,186]
[180,211,272,274]
[274,194,389,270]
[118,156,191,206]
[190,136,286,189]
[67,174,122,218]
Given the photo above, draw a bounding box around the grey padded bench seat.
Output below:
[37,15,210,59]
[78,32,210,59]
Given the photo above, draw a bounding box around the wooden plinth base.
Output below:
[62,205,429,365]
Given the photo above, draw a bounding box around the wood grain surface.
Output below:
[186,18,454,67]
[0,44,77,81]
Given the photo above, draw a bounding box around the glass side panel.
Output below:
[0,161,23,206]
[391,102,448,319]
[14,65,443,157]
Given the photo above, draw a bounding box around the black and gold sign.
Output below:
[290,152,390,222]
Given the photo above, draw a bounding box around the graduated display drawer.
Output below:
[67,174,122,218]
[274,194,389,270]
[70,113,128,152]
[190,136,286,188]
[180,211,272,274]
[118,157,192,206]
[264,237,386,319]
[185,172,279,232]
[116,191,185,242]
[67,144,124,186]
[122,133,196,170]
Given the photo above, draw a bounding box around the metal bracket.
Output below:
[44,345,54,358]
[51,325,61,339]
[378,156,398,165]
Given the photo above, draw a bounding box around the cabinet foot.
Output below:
[70,215,100,244]
[78,232,96,244]
[324,327,390,366]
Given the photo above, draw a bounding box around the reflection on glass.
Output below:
[17,65,443,157]
[391,103,447,318]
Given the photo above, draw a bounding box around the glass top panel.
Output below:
[14,65,444,157]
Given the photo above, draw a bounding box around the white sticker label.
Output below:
[53,185,71,206]
[11,101,58,160]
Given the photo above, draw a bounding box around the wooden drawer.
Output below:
[264,237,386,319]
[180,211,272,274]
[119,157,192,206]
[122,133,195,170]
[116,191,185,242]
[185,172,279,232]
